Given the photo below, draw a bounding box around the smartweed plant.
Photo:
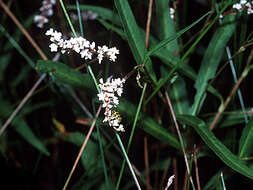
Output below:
[0,0,253,189]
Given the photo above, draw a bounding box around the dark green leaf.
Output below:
[36,60,94,90]
[239,118,253,158]
[191,14,237,114]
[177,114,253,180]
[115,0,157,82]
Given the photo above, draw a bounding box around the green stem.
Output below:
[115,132,142,190]
[116,83,147,189]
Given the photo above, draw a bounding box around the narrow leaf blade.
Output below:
[177,114,253,180]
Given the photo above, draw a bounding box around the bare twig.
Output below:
[0,74,46,135]
[144,1,153,187]
[209,73,245,130]
[165,92,196,190]
[62,105,102,190]
[173,158,178,190]
[144,137,150,190]
[145,0,154,48]
[194,147,201,190]
[159,158,171,190]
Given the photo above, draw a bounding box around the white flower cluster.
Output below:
[97,77,125,132]
[34,0,56,28]
[70,11,98,21]
[45,28,119,64]
[233,0,253,14]
[170,8,175,19]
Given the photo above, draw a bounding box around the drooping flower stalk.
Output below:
[97,77,125,132]
[45,28,119,64]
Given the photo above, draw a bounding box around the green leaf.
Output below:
[177,114,253,180]
[155,0,179,53]
[68,5,122,26]
[169,76,190,114]
[155,0,190,115]
[191,14,237,115]
[97,18,126,40]
[36,60,94,90]
[118,100,180,150]
[114,0,157,82]
[239,118,253,158]
[0,100,50,156]
[14,119,50,156]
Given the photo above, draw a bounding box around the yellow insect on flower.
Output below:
[111,110,122,123]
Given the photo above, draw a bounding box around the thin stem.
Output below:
[62,106,102,190]
[173,158,178,190]
[144,137,150,190]
[159,158,171,190]
[165,92,196,190]
[194,147,201,190]
[59,0,77,37]
[96,118,110,190]
[220,172,227,190]
[65,86,93,118]
[115,133,142,190]
[116,83,147,189]
[209,67,248,130]
[0,74,46,136]
[145,0,153,48]
[76,0,84,37]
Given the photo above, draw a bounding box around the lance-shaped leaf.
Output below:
[36,60,94,90]
[239,118,253,158]
[115,0,157,82]
[177,114,253,180]
[191,14,237,115]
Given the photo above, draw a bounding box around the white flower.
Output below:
[34,15,48,28]
[49,43,58,52]
[45,28,54,36]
